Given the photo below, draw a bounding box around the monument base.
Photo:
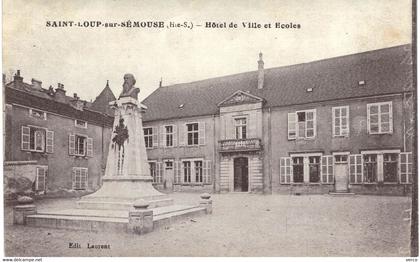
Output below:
[77,176,173,210]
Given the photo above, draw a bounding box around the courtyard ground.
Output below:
[4,193,412,257]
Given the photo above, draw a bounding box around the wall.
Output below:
[269,94,410,193]
[5,103,113,192]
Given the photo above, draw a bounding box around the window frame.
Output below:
[75,134,87,157]
[72,167,88,190]
[180,158,205,185]
[186,122,199,146]
[234,117,247,140]
[165,125,174,147]
[288,109,316,140]
[74,119,88,129]
[367,101,393,134]
[22,125,49,153]
[35,165,48,192]
[143,127,154,149]
[29,108,47,120]
[332,106,349,137]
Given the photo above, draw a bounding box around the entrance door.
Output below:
[334,163,349,192]
[234,157,248,192]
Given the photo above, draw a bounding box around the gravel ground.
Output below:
[4,193,412,257]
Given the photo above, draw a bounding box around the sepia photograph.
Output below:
[2,0,417,259]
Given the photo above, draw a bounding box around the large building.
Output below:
[4,71,115,198]
[141,44,414,195]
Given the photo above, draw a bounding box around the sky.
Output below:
[3,0,412,102]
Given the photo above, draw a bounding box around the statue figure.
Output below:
[119,73,140,100]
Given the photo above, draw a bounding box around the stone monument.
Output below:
[77,74,172,210]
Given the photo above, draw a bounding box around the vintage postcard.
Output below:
[2,0,417,259]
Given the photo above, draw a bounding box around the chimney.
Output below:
[47,85,55,96]
[159,77,162,88]
[14,70,23,83]
[55,83,67,103]
[257,52,264,89]
[31,78,43,90]
[73,93,79,100]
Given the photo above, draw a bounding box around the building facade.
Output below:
[142,44,414,195]
[4,71,115,197]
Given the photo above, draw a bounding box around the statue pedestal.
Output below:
[77,97,172,210]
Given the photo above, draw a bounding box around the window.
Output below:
[363,154,377,183]
[292,157,304,183]
[69,134,92,157]
[183,161,191,183]
[165,160,173,170]
[367,102,393,134]
[287,109,316,140]
[175,159,211,184]
[144,128,153,148]
[194,161,203,183]
[332,106,349,137]
[165,125,173,147]
[75,119,87,128]
[29,108,46,120]
[35,166,48,192]
[235,118,247,139]
[383,153,398,183]
[144,127,158,148]
[149,162,162,184]
[400,152,412,184]
[309,156,320,183]
[21,126,54,153]
[72,167,88,190]
[187,123,199,145]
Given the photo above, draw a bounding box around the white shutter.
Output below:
[152,127,158,148]
[46,130,54,153]
[72,168,77,189]
[203,160,211,184]
[174,161,181,184]
[160,126,166,147]
[389,102,393,133]
[179,124,186,146]
[82,168,88,189]
[69,134,75,155]
[349,154,363,184]
[86,137,93,157]
[172,125,178,147]
[157,162,163,183]
[21,126,30,150]
[287,113,296,140]
[321,156,333,183]
[199,122,206,145]
[400,152,412,184]
[280,157,292,183]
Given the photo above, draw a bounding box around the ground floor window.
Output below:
[400,152,413,184]
[35,166,47,192]
[174,159,211,185]
[383,153,398,183]
[72,167,88,190]
[149,161,163,184]
[292,157,304,183]
[309,156,320,183]
[363,154,377,183]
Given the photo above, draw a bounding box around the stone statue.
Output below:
[119,73,140,100]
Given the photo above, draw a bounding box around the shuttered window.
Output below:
[149,162,163,184]
[69,134,92,157]
[332,106,349,137]
[35,166,48,192]
[287,110,316,140]
[367,102,393,134]
[21,126,53,153]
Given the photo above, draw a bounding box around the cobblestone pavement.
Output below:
[4,193,412,257]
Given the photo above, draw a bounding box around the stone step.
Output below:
[329,192,356,196]
[25,205,206,233]
[76,198,174,210]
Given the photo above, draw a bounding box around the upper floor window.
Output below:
[75,119,87,128]
[332,106,349,137]
[235,118,247,139]
[160,125,177,147]
[69,134,93,157]
[288,109,316,140]
[29,108,46,120]
[144,127,158,149]
[367,102,393,134]
[187,123,199,145]
[21,126,54,153]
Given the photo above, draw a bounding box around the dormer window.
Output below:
[75,119,87,128]
[29,108,46,120]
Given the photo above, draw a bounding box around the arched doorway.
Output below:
[234,157,249,192]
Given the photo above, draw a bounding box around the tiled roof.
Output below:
[5,81,114,127]
[91,81,116,116]
[142,44,413,122]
